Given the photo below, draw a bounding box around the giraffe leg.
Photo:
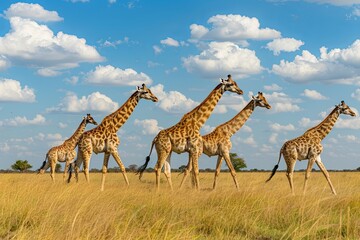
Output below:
[223,153,240,190]
[213,156,223,190]
[163,158,173,191]
[74,154,83,183]
[100,153,110,191]
[110,150,129,187]
[155,150,171,191]
[63,161,70,182]
[315,156,337,195]
[303,158,315,195]
[285,158,296,195]
[179,155,192,189]
[50,159,56,183]
[190,151,202,191]
[82,150,92,183]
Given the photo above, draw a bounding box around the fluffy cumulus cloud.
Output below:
[160,37,180,47]
[351,88,360,101]
[48,92,119,113]
[302,89,327,100]
[0,4,103,74]
[266,38,304,55]
[272,40,360,84]
[0,114,45,127]
[183,41,262,79]
[264,83,282,91]
[85,65,152,86]
[270,123,296,132]
[0,79,36,102]
[134,119,163,135]
[4,2,63,22]
[150,84,198,113]
[190,14,281,42]
[265,92,301,113]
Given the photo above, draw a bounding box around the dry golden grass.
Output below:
[1,171,360,239]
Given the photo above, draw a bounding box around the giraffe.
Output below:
[137,75,243,190]
[38,114,98,182]
[185,92,271,190]
[266,101,356,195]
[69,84,158,191]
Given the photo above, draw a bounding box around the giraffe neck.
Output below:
[217,99,255,136]
[99,92,139,132]
[304,107,340,140]
[64,118,87,149]
[181,84,224,129]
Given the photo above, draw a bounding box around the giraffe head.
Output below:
[220,74,243,95]
[252,92,271,109]
[136,84,158,102]
[337,100,356,117]
[85,113,98,125]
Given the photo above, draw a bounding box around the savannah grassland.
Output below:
[1,171,360,240]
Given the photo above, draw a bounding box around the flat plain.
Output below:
[1,171,359,239]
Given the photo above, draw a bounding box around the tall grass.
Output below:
[0,172,359,239]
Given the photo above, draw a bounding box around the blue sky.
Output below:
[1,0,360,172]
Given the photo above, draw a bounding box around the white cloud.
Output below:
[48,92,119,113]
[190,14,281,42]
[215,94,247,113]
[237,135,257,146]
[100,37,129,48]
[352,7,360,16]
[201,124,215,134]
[134,119,163,135]
[266,38,304,55]
[302,89,327,100]
[264,83,282,91]
[298,117,320,128]
[307,0,360,6]
[0,17,103,72]
[59,122,68,129]
[85,65,152,86]
[265,92,301,112]
[160,37,180,47]
[153,45,162,54]
[37,68,61,77]
[0,114,46,127]
[0,79,36,102]
[70,0,90,2]
[270,123,296,132]
[4,3,63,22]
[0,143,10,152]
[269,133,278,144]
[109,0,117,4]
[351,88,360,101]
[0,55,10,70]
[272,40,360,84]
[150,84,198,113]
[183,41,262,79]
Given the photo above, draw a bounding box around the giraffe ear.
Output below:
[220,78,224,83]
[136,86,141,91]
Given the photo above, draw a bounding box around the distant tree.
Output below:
[11,160,32,172]
[55,163,62,173]
[128,164,138,172]
[179,165,187,172]
[357,167,360,171]
[230,153,247,171]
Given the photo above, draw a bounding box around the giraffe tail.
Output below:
[136,136,157,180]
[37,154,48,174]
[265,149,282,183]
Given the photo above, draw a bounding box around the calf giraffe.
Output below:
[137,75,243,190]
[70,84,158,191]
[38,114,98,182]
[185,92,271,190]
[266,101,356,195]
